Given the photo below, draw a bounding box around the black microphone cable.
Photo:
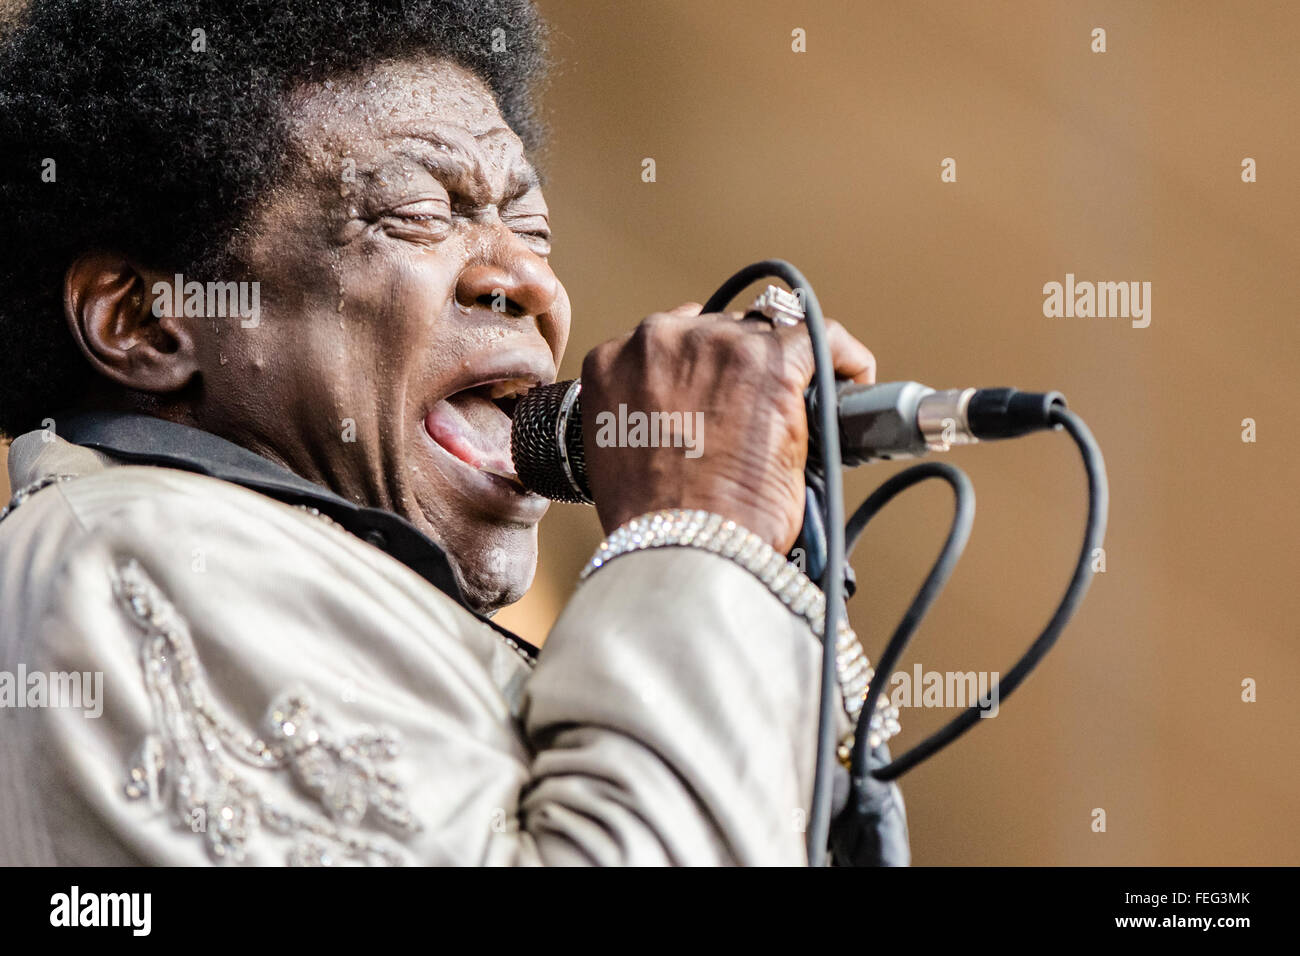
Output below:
[701,259,846,867]
[847,409,1108,785]
[698,260,1109,867]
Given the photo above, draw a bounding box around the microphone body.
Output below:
[511,379,1066,504]
[814,381,1066,466]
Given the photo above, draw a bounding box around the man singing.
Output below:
[0,0,904,865]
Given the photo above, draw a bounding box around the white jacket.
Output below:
[0,420,887,865]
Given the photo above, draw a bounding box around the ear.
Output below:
[63,252,200,393]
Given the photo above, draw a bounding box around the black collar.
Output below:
[55,410,539,659]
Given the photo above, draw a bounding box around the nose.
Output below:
[454,253,559,320]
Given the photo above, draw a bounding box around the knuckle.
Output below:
[776,342,814,391]
[683,318,720,349]
[773,362,809,395]
[582,343,614,382]
[639,311,680,333]
[630,312,680,354]
[712,328,768,372]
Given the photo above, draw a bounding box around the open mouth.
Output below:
[424,376,538,491]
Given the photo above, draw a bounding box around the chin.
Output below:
[453,554,535,617]
[443,523,540,617]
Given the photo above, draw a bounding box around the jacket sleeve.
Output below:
[1,471,845,866]
[520,546,830,864]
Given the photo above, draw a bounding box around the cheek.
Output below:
[547,281,573,361]
[339,250,460,396]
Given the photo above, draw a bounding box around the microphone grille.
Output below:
[510,380,593,504]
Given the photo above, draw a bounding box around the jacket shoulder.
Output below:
[0,465,524,865]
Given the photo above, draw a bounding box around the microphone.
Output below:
[510,379,1067,504]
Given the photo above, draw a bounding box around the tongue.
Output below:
[425,393,516,476]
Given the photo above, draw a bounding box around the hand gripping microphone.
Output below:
[509,261,1107,870]
[510,378,1068,504]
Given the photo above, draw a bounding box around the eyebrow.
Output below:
[388,135,540,205]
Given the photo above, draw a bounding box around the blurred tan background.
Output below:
[499,0,1300,864]
[5,0,1297,864]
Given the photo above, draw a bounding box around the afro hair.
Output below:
[0,0,549,437]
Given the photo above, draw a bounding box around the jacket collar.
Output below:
[43,410,538,657]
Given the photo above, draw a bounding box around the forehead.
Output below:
[288,57,530,174]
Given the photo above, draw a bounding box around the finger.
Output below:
[666,301,704,317]
[700,309,748,323]
[825,319,876,385]
[764,318,875,389]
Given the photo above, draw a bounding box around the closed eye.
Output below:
[388,198,451,220]
[516,231,552,255]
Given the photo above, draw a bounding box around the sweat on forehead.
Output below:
[290,59,514,148]
[286,60,537,195]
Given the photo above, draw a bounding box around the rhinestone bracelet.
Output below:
[580,509,901,760]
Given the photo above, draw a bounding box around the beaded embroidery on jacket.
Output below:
[113,558,423,865]
[3,475,547,864]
